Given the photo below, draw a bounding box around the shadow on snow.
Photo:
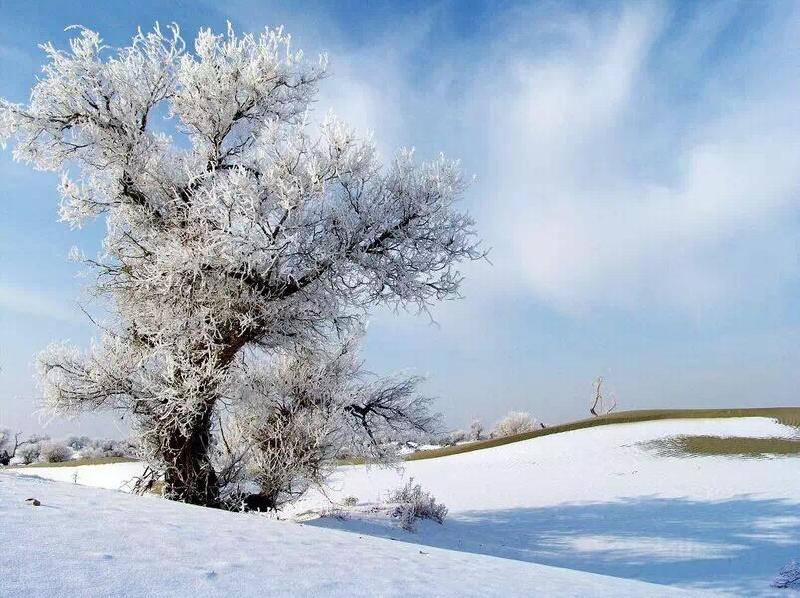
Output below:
[307,495,800,595]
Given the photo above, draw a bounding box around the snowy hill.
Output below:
[293,417,800,595]
[0,474,700,598]
[4,416,798,596]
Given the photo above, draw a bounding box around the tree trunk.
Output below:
[162,401,220,507]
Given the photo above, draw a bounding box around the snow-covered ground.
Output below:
[294,417,800,596]
[5,417,799,596]
[7,460,145,491]
[0,474,700,598]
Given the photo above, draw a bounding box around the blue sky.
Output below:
[1,1,800,437]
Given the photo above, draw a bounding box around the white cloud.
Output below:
[475,3,800,315]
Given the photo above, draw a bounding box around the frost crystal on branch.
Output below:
[1,22,481,506]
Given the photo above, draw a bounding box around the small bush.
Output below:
[78,438,138,460]
[342,496,359,507]
[77,446,107,460]
[39,441,73,463]
[387,478,447,532]
[773,560,800,589]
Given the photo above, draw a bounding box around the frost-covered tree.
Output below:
[0,24,481,505]
[773,560,800,589]
[66,435,92,451]
[445,429,468,445]
[491,411,538,438]
[0,428,22,466]
[468,418,484,441]
[14,441,42,465]
[218,333,434,510]
[39,440,74,463]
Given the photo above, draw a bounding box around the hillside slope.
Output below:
[407,407,800,461]
[294,417,800,596]
[0,474,702,598]
[6,415,799,595]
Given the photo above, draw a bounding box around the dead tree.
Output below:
[589,377,616,417]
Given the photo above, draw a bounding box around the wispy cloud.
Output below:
[475,2,800,316]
